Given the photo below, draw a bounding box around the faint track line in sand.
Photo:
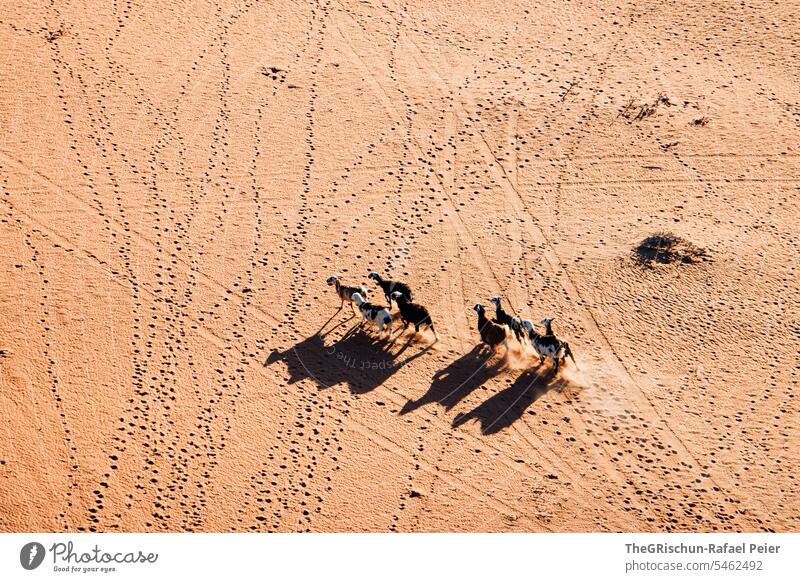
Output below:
[9,152,786,196]
[542,152,800,162]
[516,176,800,187]
[3,164,404,194]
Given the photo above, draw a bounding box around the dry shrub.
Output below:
[633,232,709,267]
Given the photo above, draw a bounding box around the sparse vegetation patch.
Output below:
[633,232,710,266]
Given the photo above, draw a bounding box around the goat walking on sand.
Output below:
[473,304,508,353]
[326,275,368,316]
[522,319,577,372]
[368,271,413,308]
[392,291,438,342]
[489,296,526,344]
[351,292,393,338]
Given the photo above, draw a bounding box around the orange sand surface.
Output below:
[0,0,798,532]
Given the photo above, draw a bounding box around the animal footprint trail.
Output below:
[20,233,82,530]
[42,0,276,532]
[39,7,150,531]
[241,0,349,532]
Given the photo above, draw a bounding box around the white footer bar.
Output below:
[2,533,797,581]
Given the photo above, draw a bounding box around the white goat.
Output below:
[521,320,577,372]
[351,292,393,337]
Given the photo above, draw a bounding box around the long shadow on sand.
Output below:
[452,366,564,434]
[265,323,433,395]
[400,345,502,415]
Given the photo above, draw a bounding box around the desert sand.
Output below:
[0,0,798,532]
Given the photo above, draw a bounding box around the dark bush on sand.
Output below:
[633,232,709,267]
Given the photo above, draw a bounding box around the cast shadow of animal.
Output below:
[452,366,570,434]
[265,326,432,395]
[400,345,503,415]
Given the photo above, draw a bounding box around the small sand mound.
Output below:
[632,232,709,267]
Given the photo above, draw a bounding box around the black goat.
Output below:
[392,291,438,341]
[489,295,513,325]
[490,296,525,343]
[473,303,508,351]
[368,271,413,307]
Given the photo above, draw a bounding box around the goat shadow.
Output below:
[265,324,432,395]
[400,345,502,415]
[452,366,566,434]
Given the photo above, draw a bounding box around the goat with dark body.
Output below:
[368,271,413,308]
[473,303,508,352]
[392,291,438,341]
[490,296,525,343]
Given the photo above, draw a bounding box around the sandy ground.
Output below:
[0,0,798,532]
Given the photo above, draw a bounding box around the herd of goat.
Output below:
[327,272,576,372]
